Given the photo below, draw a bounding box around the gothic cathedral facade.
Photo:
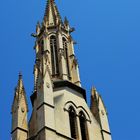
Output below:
[11,0,112,140]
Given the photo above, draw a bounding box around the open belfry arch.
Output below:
[11,0,112,140]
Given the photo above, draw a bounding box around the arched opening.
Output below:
[68,106,77,139]
[50,35,59,76]
[40,39,44,54]
[62,37,70,78]
[79,111,89,140]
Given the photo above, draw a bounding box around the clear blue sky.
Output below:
[0,0,140,139]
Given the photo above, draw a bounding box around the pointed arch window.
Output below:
[63,37,70,78]
[68,106,77,139]
[40,39,44,54]
[38,39,44,55]
[79,111,89,140]
[50,35,59,76]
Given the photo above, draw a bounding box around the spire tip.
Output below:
[19,71,22,79]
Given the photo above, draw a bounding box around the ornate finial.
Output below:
[19,71,22,79]
[92,86,97,92]
[64,17,69,26]
[36,21,41,34]
[17,71,24,93]
[37,21,40,27]
[91,86,97,97]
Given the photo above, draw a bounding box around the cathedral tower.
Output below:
[11,0,112,140]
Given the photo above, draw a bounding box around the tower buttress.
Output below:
[90,87,100,122]
[90,87,112,140]
[11,73,28,140]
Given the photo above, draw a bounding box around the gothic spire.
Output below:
[12,72,28,113]
[11,73,28,140]
[44,0,62,26]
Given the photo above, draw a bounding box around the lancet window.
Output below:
[79,111,89,140]
[63,37,70,78]
[50,35,59,76]
[68,106,77,139]
[40,39,44,54]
